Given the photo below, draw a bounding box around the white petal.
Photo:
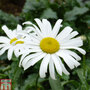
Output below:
[59,31,79,44]
[61,51,80,67]
[24,26,36,33]
[0,44,6,49]
[26,41,40,46]
[56,50,80,69]
[2,25,15,39]
[27,35,40,44]
[52,19,62,38]
[68,31,79,39]
[42,19,52,37]
[23,53,46,70]
[30,34,41,41]
[23,21,43,39]
[27,45,40,49]
[60,46,86,55]
[61,37,83,47]
[56,51,75,69]
[7,47,14,60]
[51,54,62,75]
[14,47,20,57]
[68,55,80,67]
[0,46,11,55]
[35,18,46,35]
[17,24,22,31]
[49,59,56,79]
[39,54,50,78]
[56,56,69,75]
[28,48,42,53]
[56,26,73,41]
[22,52,43,67]
[19,52,30,67]
[62,50,81,61]
[0,36,10,43]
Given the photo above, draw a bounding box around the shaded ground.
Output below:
[0,0,26,15]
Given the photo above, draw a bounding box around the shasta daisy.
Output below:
[0,24,33,60]
[19,19,86,79]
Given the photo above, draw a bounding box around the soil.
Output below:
[0,0,26,16]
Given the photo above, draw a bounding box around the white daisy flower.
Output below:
[20,18,86,79]
[0,24,34,60]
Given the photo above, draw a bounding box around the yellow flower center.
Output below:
[10,38,24,45]
[15,41,24,45]
[10,38,17,44]
[40,37,60,54]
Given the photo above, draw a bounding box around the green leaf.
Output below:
[23,0,46,12]
[76,69,89,89]
[8,61,23,90]
[40,8,58,19]
[61,74,70,81]
[21,74,38,90]
[85,1,90,8]
[0,73,8,79]
[76,0,84,7]
[0,52,7,60]
[61,80,80,88]
[0,10,18,27]
[49,76,63,90]
[64,7,89,21]
[81,15,90,26]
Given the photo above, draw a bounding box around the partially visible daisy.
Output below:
[0,24,34,60]
[20,19,86,79]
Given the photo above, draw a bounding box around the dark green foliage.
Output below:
[0,0,90,90]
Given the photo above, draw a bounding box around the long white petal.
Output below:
[2,25,15,39]
[14,47,20,58]
[61,37,83,47]
[56,51,75,69]
[7,47,14,60]
[19,52,30,67]
[60,46,86,55]
[23,21,44,39]
[51,54,62,75]
[61,50,81,61]
[30,34,41,41]
[60,50,80,67]
[28,35,40,44]
[28,48,42,52]
[34,18,46,36]
[67,55,80,67]
[0,46,11,55]
[49,59,56,79]
[59,31,79,44]
[56,26,73,41]
[56,56,69,75]
[24,26,36,33]
[17,24,22,31]
[0,36,10,43]
[42,19,52,37]
[67,31,79,39]
[25,40,40,46]
[56,50,80,69]
[22,52,43,67]
[39,54,50,78]
[23,53,46,70]
[0,44,6,49]
[52,19,62,38]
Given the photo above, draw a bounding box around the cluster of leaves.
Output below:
[0,0,90,90]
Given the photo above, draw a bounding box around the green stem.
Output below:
[83,55,86,76]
